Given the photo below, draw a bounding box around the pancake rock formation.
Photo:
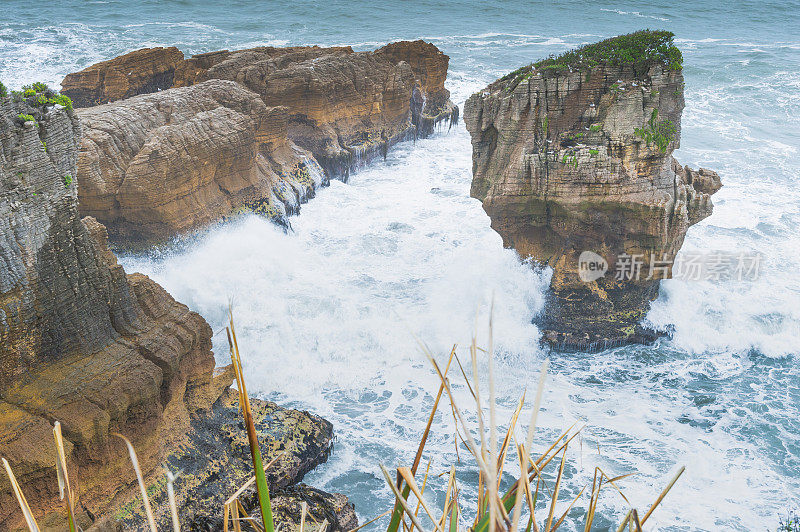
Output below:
[62,41,458,244]
[464,31,722,349]
[0,90,352,530]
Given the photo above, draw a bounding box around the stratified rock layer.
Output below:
[62,41,457,244]
[465,60,721,349]
[61,47,185,107]
[0,96,352,530]
[77,79,321,244]
[0,94,225,529]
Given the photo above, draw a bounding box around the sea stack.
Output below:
[464,31,722,349]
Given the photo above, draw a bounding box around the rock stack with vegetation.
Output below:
[464,31,722,349]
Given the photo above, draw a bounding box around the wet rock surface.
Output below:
[465,45,721,350]
[109,389,356,531]
[62,41,457,245]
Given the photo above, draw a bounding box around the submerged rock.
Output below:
[464,31,722,349]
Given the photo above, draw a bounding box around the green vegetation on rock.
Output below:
[500,30,683,89]
[635,108,677,152]
[17,113,35,124]
[535,30,682,73]
[0,81,7,98]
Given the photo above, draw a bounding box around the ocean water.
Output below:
[2,1,799,530]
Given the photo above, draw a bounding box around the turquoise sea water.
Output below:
[3,2,799,530]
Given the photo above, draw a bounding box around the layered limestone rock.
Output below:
[62,41,457,244]
[0,90,224,528]
[465,33,721,349]
[62,47,185,107]
[375,40,459,137]
[76,79,321,244]
[0,93,353,530]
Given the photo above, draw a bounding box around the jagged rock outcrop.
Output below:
[76,79,321,244]
[464,32,721,349]
[62,41,457,244]
[113,389,357,531]
[62,47,185,107]
[0,92,353,530]
[0,90,225,528]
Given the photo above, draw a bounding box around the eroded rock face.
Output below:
[62,41,457,245]
[76,79,321,244]
[0,96,227,528]
[62,47,185,107]
[0,96,353,530]
[465,60,721,349]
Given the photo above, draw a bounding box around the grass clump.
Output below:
[501,30,683,91]
[634,108,677,152]
[12,82,73,113]
[63,175,73,188]
[376,316,686,532]
[0,81,7,98]
[17,113,35,124]
[779,512,800,532]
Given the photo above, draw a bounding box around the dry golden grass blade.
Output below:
[380,464,427,532]
[317,519,329,532]
[615,510,633,532]
[437,466,456,531]
[411,461,430,520]
[53,421,76,532]
[165,470,181,532]
[544,444,568,532]
[594,467,633,507]
[412,346,454,477]
[300,501,308,532]
[631,509,642,531]
[487,301,499,532]
[2,457,40,532]
[497,393,526,480]
[452,351,476,401]
[223,502,231,532]
[583,469,601,532]
[511,359,549,531]
[397,467,443,532]
[346,509,392,532]
[510,444,529,532]
[549,485,586,531]
[113,434,157,532]
[640,466,685,525]
[521,453,540,532]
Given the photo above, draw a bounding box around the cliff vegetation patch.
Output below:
[500,30,683,89]
[634,108,677,152]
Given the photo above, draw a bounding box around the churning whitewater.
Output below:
[4,1,799,529]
